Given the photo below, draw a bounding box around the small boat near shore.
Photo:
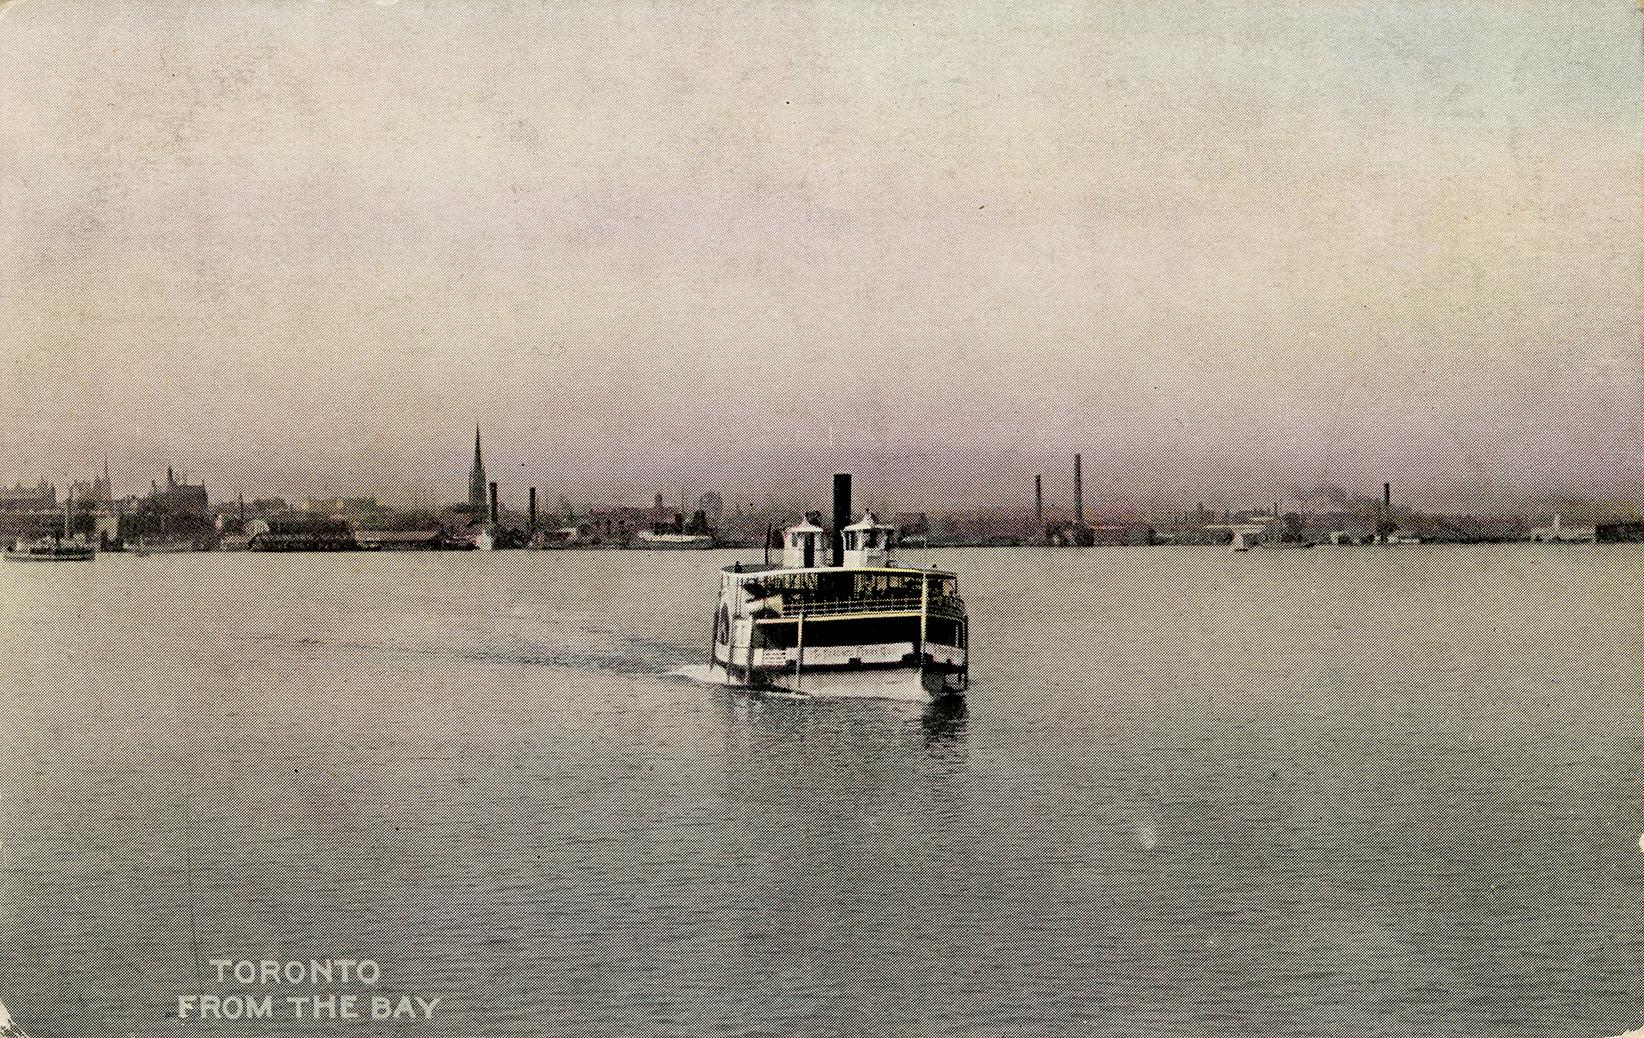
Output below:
[634,530,715,550]
[129,538,198,555]
[708,474,967,703]
[5,501,95,561]
[5,536,94,561]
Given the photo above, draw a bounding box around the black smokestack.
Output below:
[528,487,537,530]
[489,481,499,526]
[1073,454,1084,526]
[1034,475,1043,524]
[1383,481,1391,514]
[832,473,851,567]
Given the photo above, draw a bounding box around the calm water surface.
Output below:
[0,545,1641,1037]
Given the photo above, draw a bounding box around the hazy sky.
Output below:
[1,1,1639,513]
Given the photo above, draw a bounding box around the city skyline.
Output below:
[1,2,1640,513]
[3,432,1640,522]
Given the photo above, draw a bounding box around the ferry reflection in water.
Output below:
[920,695,969,748]
[717,686,969,753]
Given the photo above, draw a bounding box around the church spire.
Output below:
[468,425,488,511]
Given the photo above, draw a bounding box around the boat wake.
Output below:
[243,631,667,677]
[671,664,804,695]
[671,663,736,685]
[670,665,820,699]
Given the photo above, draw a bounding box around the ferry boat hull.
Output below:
[768,664,964,701]
[710,660,964,702]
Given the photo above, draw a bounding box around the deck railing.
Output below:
[768,595,967,619]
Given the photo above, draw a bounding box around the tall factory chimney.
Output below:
[1383,482,1391,515]
[831,473,851,567]
[1034,475,1043,525]
[528,487,537,531]
[489,481,499,526]
[1073,454,1084,526]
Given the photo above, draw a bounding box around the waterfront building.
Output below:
[1088,522,1157,546]
[0,480,55,510]
[0,479,60,542]
[585,504,671,543]
[90,505,122,546]
[146,467,208,514]
[67,459,113,503]
[1597,521,1644,543]
[0,474,121,543]
[0,508,62,543]
[124,467,213,546]
[249,514,356,551]
[1529,514,1596,543]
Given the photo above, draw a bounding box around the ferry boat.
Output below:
[709,475,967,702]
